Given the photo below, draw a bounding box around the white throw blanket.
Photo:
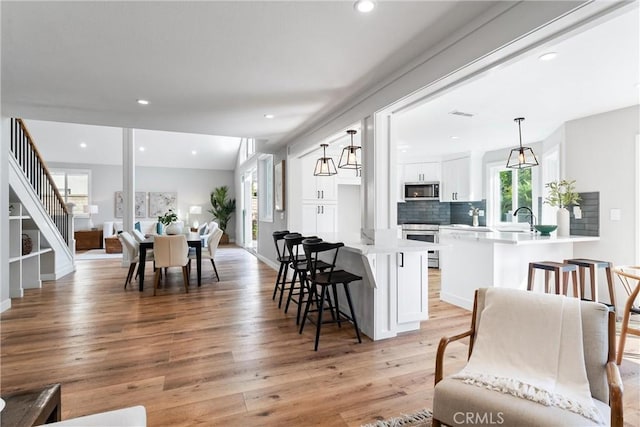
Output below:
[452,288,603,425]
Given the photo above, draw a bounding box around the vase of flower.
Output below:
[158,209,181,235]
[556,207,570,237]
[544,180,580,237]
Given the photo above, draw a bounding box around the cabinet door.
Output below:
[316,174,337,201]
[316,204,337,234]
[397,251,427,323]
[301,204,318,234]
[403,162,440,182]
[440,158,458,202]
[301,155,321,201]
[397,252,428,323]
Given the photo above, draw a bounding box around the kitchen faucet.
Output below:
[513,206,536,232]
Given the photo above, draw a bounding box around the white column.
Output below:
[122,128,135,233]
[0,117,12,312]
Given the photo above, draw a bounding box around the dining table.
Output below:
[137,232,202,291]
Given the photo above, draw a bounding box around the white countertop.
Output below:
[312,232,442,254]
[439,226,599,245]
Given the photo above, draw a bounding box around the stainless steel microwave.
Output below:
[404,182,440,200]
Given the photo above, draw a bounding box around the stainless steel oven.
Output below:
[401,224,439,268]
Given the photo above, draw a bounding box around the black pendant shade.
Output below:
[338,129,361,170]
[506,117,539,169]
[313,143,337,176]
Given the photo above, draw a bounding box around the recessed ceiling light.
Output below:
[264,114,275,119]
[139,147,145,152]
[450,136,460,140]
[538,52,557,61]
[80,142,87,148]
[191,150,197,155]
[401,150,407,153]
[137,99,149,105]
[354,0,376,13]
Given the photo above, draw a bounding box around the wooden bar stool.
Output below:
[527,261,579,297]
[564,258,616,307]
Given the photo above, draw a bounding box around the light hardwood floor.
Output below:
[1,246,638,426]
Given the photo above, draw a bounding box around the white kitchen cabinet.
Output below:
[8,203,52,298]
[336,165,361,185]
[301,203,337,235]
[396,251,428,324]
[302,153,337,201]
[403,162,440,182]
[440,153,482,202]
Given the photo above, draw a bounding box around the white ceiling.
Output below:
[24,119,241,170]
[395,7,640,162]
[2,0,497,154]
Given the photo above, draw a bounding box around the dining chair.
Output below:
[117,231,149,289]
[190,228,223,281]
[613,265,640,365]
[131,229,146,243]
[152,235,190,296]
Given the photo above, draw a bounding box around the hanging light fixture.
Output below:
[506,117,539,169]
[338,129,361,170]
[313,143,337,176]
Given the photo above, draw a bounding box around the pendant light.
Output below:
[338,129,361,170]
[506,117,539,169]
[313,143,337,176]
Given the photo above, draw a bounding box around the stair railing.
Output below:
[10,118,70,244]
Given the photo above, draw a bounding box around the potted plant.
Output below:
[158,209,181,234]
[208,186,236,244]
[544,180,580,236]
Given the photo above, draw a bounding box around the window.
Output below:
[488,163,537,225]
[239,138,257,164]
[50,169,91,215]
[258,154,273,222]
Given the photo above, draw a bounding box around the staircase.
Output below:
[8,118,75,287]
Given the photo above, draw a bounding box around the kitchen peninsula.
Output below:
[313,233,442,340]
[439,226,599,310]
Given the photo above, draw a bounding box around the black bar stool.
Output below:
[300,239,362,351]
[284,235,331,325]
[271,230,290,307]
[564,258,616,307]
[527,261,579,296]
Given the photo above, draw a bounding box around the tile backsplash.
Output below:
[398,192,599,236]
[398,200,486,226]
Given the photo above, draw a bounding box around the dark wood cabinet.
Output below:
[74,230,103,250]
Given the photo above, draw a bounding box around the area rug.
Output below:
[361,409,432,427]
[76,249,122,260]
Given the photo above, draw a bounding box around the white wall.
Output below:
[48,162,235,237]
[566,105,639,267]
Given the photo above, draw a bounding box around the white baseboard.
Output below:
[0,298,12,313]
[42,262,76,281]
[255,253,279,271]
[440,291,473,311]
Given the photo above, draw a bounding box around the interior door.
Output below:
[242,173,253,248]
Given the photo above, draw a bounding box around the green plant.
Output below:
[208,186,236,233]
[544,179,581,208]
[158,209,178,226]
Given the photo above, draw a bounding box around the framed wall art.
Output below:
[149,192,177,217]
[274,160,285,211]
[115,191,147,218]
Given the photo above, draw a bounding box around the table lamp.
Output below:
[189,205,202,228]
[85,204,99,230]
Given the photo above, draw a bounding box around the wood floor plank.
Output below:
[1,245,638,426]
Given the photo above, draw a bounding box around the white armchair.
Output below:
[433,288,623,427]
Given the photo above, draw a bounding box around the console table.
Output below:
[74,230,103,250]
[1,383,61,426]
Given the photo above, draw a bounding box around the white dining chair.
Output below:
[153,235,190,295]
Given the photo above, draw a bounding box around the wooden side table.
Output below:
[74,230,103,250]
[1,383,61,426]
[104,236,123,254]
